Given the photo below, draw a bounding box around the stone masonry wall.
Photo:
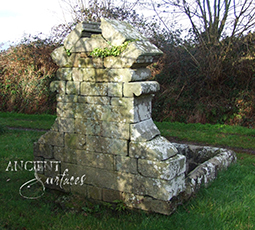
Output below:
[33,18,186,215]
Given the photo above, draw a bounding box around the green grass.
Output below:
[1,113,255,229]
[155,121,255,149]
[0,112,56,130]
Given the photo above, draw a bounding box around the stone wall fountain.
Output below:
[34,18,236,215]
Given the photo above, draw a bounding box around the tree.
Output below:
[51,0,153,43]
[149,0,255,44]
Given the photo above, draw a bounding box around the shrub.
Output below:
[0,35,59,114]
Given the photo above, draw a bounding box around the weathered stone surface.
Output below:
[53,146,64,161]
[78,96,110,105]
[107,68,151,82]
[87,185,102,200]
[123,81,160,97]
[102,188,123,202]
[121,40,163,59]
[132,173,186,201]
[73,68,108,82]
[100,17,147,46]
[75,103,141,123]
[51,46,80,67]
[129,136,178,160]
[58,118,75,132]
[86,136,128,155]
[57,95,78,103]
[130,118,160,142]
[74,118,87,133]
[66,81,80,95]
[57,102,75,118]
[114,155,138,174]
[76,150,114,170]
[64,22,101,50]
[63,148,77,164]
[71,35,110,53]
[77,56,104,68]
[86,120,129,139]
[56,68,72,80]
[65,133,86,150]
[103,40,163,68]
[134,95,153,122]
[108,82,123,97]
[50,81,65,94]
[80,82,108,96]
[111,97,133,107]
[34,142,53,158]
[64,23,84,50]
[37,130,64,147]
[138,154,186,181]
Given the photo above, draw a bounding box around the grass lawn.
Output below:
[0,113,255,229]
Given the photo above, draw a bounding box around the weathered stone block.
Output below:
[78,96,110,105]
[131,173,186,201]
[108,82,123,97]
[50,81,65,94]
[71,35,110,53]
[58,118,75,132]
[86,120,129,139]
[43,160,61,177]
[76,150,114,170]
[87,185,102,200]
[73,68,108,82]
[51,46,80,67]
[133,95,152,121]
[37,130,64,147]
[80,82,108,96]
[107,68,151,82]
[65,133,86,150]
[100,17,147,46]
[62,148,77,164]
[138,154,186,181]
[53,146,64,161]
[34,142,53,158]
[103,56,127,68]
[102,188,123,202]
[86,136,128,155]
[56,68,72,81]
[64,23,84,50]
[111,97,134,108]
[64,22,101,50]
[74,118,87,134]
[77,57,104,68]
[123,81,160,97]
[114,155,138,174]
[57,95,78,103]
[66,81,80,95]
[129,136,178,160]
[120,40,163,65]
[57,102,75,118]
[130,118,160,142]
[62,164,118,190]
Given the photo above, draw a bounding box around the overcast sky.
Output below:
[0,0,71,48]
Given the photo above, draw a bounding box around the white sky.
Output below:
[0,0,71,47]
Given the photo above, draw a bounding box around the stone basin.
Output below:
[172,143,236,199]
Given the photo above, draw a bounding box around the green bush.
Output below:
[152,32,255,128]
[0,35,59,114]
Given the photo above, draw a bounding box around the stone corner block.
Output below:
[129,136,178,160]
[130,118,160,142]
[100,17,147,46]
[123,81,160,97]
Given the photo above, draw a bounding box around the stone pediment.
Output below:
[51,17,163,69]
